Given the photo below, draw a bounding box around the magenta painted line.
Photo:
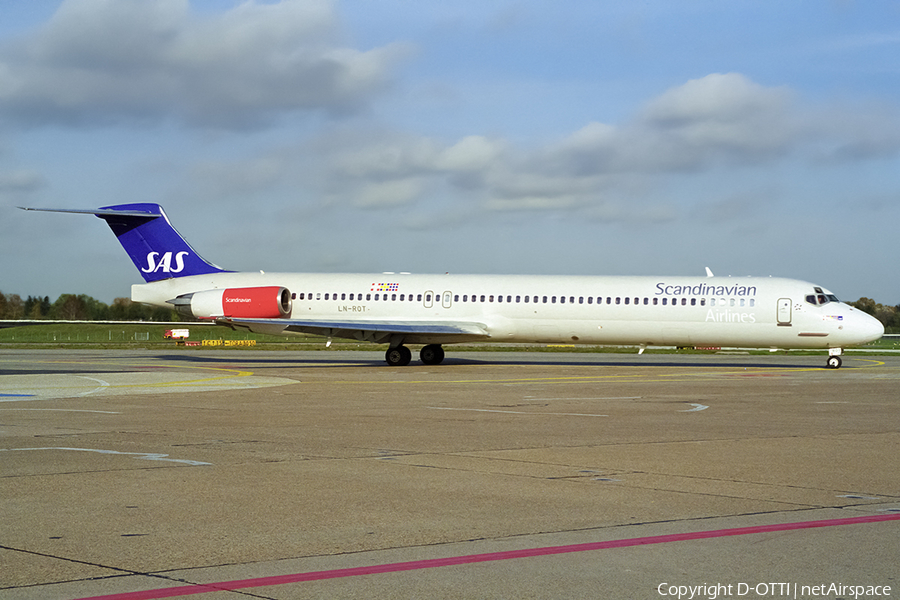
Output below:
[76,513,900,600]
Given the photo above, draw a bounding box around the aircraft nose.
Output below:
[856,311,885,344]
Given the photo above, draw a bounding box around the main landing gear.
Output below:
[385,344,445,366]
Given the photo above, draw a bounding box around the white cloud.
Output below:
[0,0,411,128]
[180,72,900,227]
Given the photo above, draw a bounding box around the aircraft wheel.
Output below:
[826,355,842,369]
[420,344,445,365]
[385,346,412,366]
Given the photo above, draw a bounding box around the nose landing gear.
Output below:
[826,348,842,369]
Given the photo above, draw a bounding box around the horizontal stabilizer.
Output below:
[20,206,162,218]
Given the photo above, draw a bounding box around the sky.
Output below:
[2,0,899,305]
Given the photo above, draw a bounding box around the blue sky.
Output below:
[2,0,899,304]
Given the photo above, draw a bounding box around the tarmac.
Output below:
[1,348,898,599]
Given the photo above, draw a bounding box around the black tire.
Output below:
[385,346,412,366]
[420,344,445,365]
[826,355,842,369]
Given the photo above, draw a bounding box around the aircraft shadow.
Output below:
[151,352,824,371]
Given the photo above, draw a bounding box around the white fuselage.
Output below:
[132,273,884,350]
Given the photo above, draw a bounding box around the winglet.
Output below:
[705,267,714,277]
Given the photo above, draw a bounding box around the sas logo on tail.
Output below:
[142,251,189,274]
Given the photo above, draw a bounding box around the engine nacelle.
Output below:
[171,286,292,319]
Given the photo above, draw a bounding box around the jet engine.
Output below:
[170,286,292,319]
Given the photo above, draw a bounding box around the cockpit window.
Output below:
[806,292,840,306]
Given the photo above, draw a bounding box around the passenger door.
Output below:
[777,298,792,325]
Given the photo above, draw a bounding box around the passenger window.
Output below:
[481,295,486,302]
[543,296,548,303]
[570,297,575,304]
[624,297,629,305]
[560,296,565,304]
[552,296,557,303]
[730,298,735,307]
[662,298,667,306]
[653,298,658,305]
[579,297,584,304]
[392,294,397,301]
[750,299,755,307]
[691,298,696,306]
[740,299,745,307]
[516,296,521,303]
[616,297,621,305]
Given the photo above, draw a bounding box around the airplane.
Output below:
[22,203,884,368]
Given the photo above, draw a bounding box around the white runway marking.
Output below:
[680,403,709,412]
[0,371,294,399]
[77,375,110,397]
[0,446,212,466]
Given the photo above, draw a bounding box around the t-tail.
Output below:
[20,203,227,282]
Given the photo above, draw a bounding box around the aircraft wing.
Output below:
[219,317,490,344]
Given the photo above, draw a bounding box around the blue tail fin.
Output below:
[22,203,227,282]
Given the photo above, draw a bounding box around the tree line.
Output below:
[0,292,180,321]
[1,291,898,331]
[848,298,900,332]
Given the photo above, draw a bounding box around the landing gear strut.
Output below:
[385,345,412,366]
[826,348,842,369]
